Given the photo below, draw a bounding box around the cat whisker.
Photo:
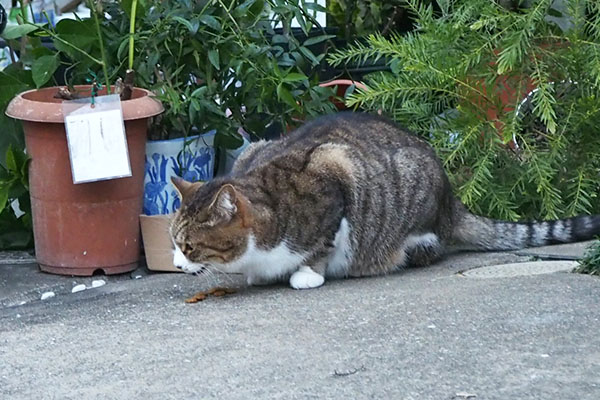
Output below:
[207,264,234,285]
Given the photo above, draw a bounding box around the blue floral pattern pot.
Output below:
[143,131,216,215]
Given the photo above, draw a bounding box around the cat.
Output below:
[169,112,600,289]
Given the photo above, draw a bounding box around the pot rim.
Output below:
[5,85,164,123]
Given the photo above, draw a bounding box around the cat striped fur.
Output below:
[170,112,600,289]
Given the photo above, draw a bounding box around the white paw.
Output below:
[289,266,325,290]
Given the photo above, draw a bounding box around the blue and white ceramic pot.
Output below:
[143,131,216,216]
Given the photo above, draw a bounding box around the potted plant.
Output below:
[115,0,339,271]
[4,0,164,275]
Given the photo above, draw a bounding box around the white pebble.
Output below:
[71,284,86,293]
[91,279,106,288]
[427,324,437,329]
[41,291,55,300]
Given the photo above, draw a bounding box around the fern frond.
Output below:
[529,50,557,134]
[458,146,493,210]
[565,167,598,216]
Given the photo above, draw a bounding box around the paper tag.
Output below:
[63,94,131,184]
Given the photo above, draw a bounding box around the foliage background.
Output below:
[330,0,600,221]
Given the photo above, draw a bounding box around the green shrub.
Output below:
[0,145,32,250]
[330,0,600,221]
[103,0,338,145]
[574,240,600,275]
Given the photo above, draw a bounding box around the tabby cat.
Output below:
[170,112,600,289]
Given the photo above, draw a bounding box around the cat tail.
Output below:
[451,203,600,251]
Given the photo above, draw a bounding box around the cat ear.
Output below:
[209,184,238,221]
[171,177,203,201]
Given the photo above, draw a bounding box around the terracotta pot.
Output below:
[5,86,163,276]
[319,79,367,111]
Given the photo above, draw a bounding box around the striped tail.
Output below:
[452,207,600,251]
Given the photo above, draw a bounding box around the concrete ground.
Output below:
[1,242,599,400]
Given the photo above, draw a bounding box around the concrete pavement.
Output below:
[1,242,599,399]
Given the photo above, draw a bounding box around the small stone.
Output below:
[541,354,550,358]
[91,279,106,288]
[427,324,436,329]
[41,291,55,300]
[71,284,86,293]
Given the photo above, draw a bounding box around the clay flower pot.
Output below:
[319,79,367,111]
[5,86,163,276]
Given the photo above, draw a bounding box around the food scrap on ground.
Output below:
[185,287,237,303]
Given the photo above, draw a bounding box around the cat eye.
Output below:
[179,242,194,255]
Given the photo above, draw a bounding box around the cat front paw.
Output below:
[289,266,325,290]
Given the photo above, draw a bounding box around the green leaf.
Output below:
[344,84,356,98]
[53,19,97,57]
[303,34,336,47]
[191,86,208,98]
[172,16,199,34]
[305,3,327,13]
[208,49,220,70]
[277,83,301,112]
[299,46,323,66]
[5,146,17,174]
[0,69,34,106]
[0,24,40,40]
[294,8,309,34]
[232,0,258,18]
[32,54,60,88]
[30,46,54,59]
[117,38,130,61]
[282,72,307,82]
[198,15,221,31]
[0,186,9,215]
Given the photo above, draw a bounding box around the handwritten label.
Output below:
[63,95,131,184]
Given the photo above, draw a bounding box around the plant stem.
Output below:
[25,20,105,65]
[88,0,110,93]
[20,1,28,23]
[28,1,35,23]
[128,0,138,70]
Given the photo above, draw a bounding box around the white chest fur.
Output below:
[220,235,307,285]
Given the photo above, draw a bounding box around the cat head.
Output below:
[169,177,252,274]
